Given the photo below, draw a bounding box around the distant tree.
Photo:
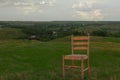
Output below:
[73,31,86,36]
[112,31,120,37]
[92,30,108,37]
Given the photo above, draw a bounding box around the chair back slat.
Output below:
[73,47,88,50]
[73,42,88,46]
[72,37,89,41]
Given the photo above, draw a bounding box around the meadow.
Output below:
[0,36,120,80]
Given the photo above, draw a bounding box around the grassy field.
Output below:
[0,36,120,80]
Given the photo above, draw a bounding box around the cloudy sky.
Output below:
[0,0,120,21]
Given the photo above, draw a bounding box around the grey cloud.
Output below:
[0,0,56,15]
[72,0,104,20]
[0,0,120,21]
[76,7,93,12]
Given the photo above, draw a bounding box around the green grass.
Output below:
[0,36,120,80]
[0,28,25,40]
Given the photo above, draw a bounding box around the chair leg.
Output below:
[62,56,65,78]
[81,60,84,80]
[87,59,90,78]
[72,60,74,77]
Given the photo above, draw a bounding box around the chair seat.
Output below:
[64,54,88,60]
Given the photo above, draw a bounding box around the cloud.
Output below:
[72,0,104,20]
[14,0,56,15]
[0,0,56,15]
[74,9,103,20]
[0,0,10,7]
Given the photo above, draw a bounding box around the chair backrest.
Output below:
[71,33,90,56]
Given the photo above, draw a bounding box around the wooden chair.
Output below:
[62,33,90,80]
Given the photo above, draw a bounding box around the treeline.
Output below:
[0,21,120,41]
